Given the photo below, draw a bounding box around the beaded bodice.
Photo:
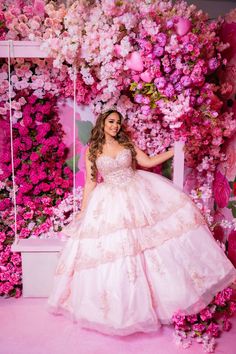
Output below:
[96,148,135,185]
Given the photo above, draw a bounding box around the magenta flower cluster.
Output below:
[0,82,73,296]
[172,287,236,352]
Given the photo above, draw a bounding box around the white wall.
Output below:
[185,0,236,17]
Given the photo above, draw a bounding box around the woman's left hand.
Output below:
[168,147,174,157]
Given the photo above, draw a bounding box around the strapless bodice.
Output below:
[96,149,135,185]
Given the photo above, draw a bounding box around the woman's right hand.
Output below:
[75,211,83,221]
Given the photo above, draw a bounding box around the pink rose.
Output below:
[0,198,11,211]
[192,323,206,333]
[20,228,31,238]
[199,308,213,321]
[186,314,198,323]
[23,211,34,220]
[214,288,232,306]
[220,288,233,301]
[0,232,6,242]
[17,22,30,37]
[222,317,232,331]
[39,182,50,192]
[30,152,40,161]
[10,253,21,265]
[10,273,21,285]
[28,19,40,31]
[172,311,186,327]
[1,282,13,294]
[43,207,53,216]
[15,288,22,298]
[229,301,236,315]
[206,322,220,337]
[21,183,33,193]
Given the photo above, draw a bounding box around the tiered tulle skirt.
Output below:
[47,170,236,335]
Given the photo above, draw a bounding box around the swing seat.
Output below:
[11,238,65,297]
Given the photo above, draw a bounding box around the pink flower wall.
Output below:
[0,1,236,301]
[0,58,73,297]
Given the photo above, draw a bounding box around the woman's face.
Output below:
[104,112,121,138]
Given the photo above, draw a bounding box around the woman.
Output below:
[47,110,236,336]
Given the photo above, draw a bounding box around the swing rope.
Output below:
[8,40,18,244]
[73,67,77,219]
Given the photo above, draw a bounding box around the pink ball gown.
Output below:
[47,148,236,335]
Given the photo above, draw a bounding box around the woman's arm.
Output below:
[76,148,96,219]
[135,145,174,169]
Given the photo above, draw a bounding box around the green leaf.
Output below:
[76,120,93,145]
[66,154,80,173]
[162,159,173,180]
[146,88,154,95]
[232,206,236,218]
[227,200,236,209]
[130,82,138,91]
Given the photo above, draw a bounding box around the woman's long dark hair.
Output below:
[88,110,137,181]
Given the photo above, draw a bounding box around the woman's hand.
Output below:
[75,211,83,221]
[167,147,174,157]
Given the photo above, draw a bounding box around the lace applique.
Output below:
[58,288,71,308]
[100,290,110,319]
[190,271,206,289]
[92,198,105,219]
[143,183,162,204]
[71,194,191,240]
[103,167,135,185]
[126,257,139,283]
[148,253,165,274]
[73,217,206,272]
[55,260,75,277]
[55,261,66,275]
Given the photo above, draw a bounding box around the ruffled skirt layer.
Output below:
[47,170,236,335]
